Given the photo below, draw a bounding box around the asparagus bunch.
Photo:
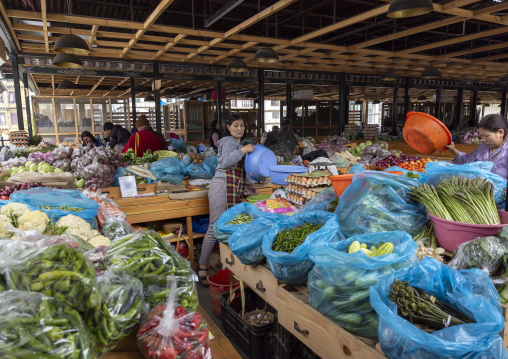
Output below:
[410,176,499,225]
[389,279,474,333]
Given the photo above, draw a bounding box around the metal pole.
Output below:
[501,88,507,118]
[130,77,137,130]
[435,88,442,119]
[153,61,162,133]
[390,86,398,136]
[404,78,411,116]
[22,72,32,139]
[258,69,265,134]
[470,89,478,126]
[338,73,347,134]
[11,53,24,131]
[453,87,463,130]
[285,82,291,127]
[217,80,223,130]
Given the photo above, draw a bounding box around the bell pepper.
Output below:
[174,305,186,318]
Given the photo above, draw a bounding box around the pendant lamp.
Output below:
[387,0,434,18]
[54,34,90,55]
[58,79,76,89]
[354,100,363,105]
[161,88,174,97]
[227,58,248,72]
[380,69,398,82]
[254,48,279,63]
[144,95,155,102]
[244,91,257,99]
[457,78,473,87]
[53,52,82,68]
[421,66,442,79]
[372,100,381,104]
[417,95,427,101]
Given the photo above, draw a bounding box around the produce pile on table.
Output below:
[272,223,321,253]
[0,182,47,199]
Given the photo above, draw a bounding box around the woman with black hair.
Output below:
[109,125,132,152]
[196,113,255,287]
[81,131,104,148]
[446,114,508,178]
[209,120,221,150]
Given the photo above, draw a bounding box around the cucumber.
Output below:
[349,289,370,302]
[332,313,363,325]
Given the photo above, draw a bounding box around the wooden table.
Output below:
[220,243,386,359]
[114,184,274,268]
[103,305,241,359]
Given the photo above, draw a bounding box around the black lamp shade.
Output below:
[161,88,174,97]
[485,103,490,107]
[421,66,442,79]
[254,48,279,63]
[144,95,155,102]
[53,53,82,68]
[227,58,248,72]
[58,80,76,89]
[244,91,257,99]
[457,79,473,87]
[387,0,434,18]
[494,82,507,89]
[417,95,427,101]
[54,34,90,55]
[354,100,363,105]
[372,100,381,104]
[499,74,508,83]
[380,70,398,82]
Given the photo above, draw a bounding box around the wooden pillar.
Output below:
[22,72,32,138]
[435,88,442,119]
[130,77,137,130]
[285,82,291,127]
[452,87,463,130]
[153,61,162,133]
[338,73,347,134]
[11,53,24,131]
[469,89,479,126]
[258,69,265,134]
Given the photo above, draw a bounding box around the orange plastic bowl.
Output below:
[329,174,354,198]
[403,112,452,154]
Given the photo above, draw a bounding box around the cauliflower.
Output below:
[17,210,50,233]
[56,214,94,241]
[0,214,13,238]
[88,235,111,247]
[1,203,30,218]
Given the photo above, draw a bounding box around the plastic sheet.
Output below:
[85,269,148,354]
[420,161,507,204]
[0,290,97,358]
[262,210,344,284]
[370,257,508,359]
[151,157,188,184]
[214,202,265,243]
[187,156,218,179]
[308,231,417,338]
[335,171,427,237]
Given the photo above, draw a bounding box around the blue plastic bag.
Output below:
[187,156,218,179]
[335,171,427,237]
[299,187,337,214]
[261,210,344,284]
[9,188,99,227]
[214,202,266,243]
[192,216,209,234]
[370,257,508,359]
[228,214,284,265]
[348,163,365,174]
[307,231,417,338]
[170,138,187,153]
[151,157,188,184]
[113,167,157,186]
[420,161,507,204]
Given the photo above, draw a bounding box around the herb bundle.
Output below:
[272,223,321,253]
[389,279,474,333]
[410,177,499,225]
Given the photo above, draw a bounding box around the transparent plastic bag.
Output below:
[104,231,192,287]
[0,237,100,312]
[308,231,417,338]
[335,171,427,237]
[144,274,199,312]
[261,210,344,284]
[151,157,187,184]
[449,236,506,276]
[84,269,148,355]
[214,202,266,243]
[370,257,508,359]
[229,214,284,265]
[187,156,217,179]
[137,278,212,359]
[0,290,98,358]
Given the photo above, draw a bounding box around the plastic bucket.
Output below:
[329,174,354,198]
[403,112,452,154]
[207,269,239,319]
[245,145,277,181]
[246,194,271,204]
[429,210,508,252]
[268,165,308,185]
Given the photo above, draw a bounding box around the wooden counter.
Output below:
[102,305,241,359]
[220,243,386,359]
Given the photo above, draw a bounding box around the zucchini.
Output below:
[349,289,370,302]
[331,313,363,325]
[375,242,394,256]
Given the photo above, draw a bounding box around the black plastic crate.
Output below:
[264,125,299,162]
[275,316,320,359]
[221,287,276,359]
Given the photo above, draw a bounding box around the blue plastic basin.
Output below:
[245,145,277,181]
[268,165,308,185]
[197,144,210,153]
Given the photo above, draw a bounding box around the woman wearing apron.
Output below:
[196,113,255,287]
[446,114,508,178]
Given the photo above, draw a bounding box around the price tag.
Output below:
[119,176,138,198]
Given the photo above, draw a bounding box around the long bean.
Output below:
[272,223,321,253]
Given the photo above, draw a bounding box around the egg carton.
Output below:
[286,184,328,199]
[285,173,331,187]
[286,193,308,206]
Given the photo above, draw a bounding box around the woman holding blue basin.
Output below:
[197,113,255,287]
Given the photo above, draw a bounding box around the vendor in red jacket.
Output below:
[122,115,165,156]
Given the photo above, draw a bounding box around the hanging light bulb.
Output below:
[457,78,473,87]
[58,79,76,89]
[417,95,427,101]
[380,69,398,82]
[53,53,82,68]
[54,34,90,55]
[226,58,248,72]
[387,0,434,18]
[254,48,279,63]
[144,95,155,102]
[421,66,442,79]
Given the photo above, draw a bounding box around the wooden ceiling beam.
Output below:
[88,25,99,48]
[40,0,49,53]
[0,1,20,51]
[187,0,297,60]
[154,34,187,59]
[87,76,105,96]
[121,0,175,58]
[75,76,80,85]
[215,41,258,62]
[442,42,508,58]
[473,2,508,17]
